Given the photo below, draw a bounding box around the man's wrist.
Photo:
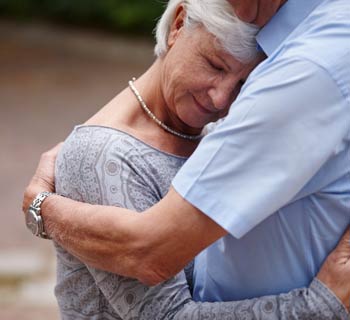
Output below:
[25,191,57,239]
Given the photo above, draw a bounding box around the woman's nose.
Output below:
[208,85,232,111]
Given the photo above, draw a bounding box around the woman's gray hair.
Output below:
[154,0,259,63]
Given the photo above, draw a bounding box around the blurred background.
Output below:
[0,1,162,318]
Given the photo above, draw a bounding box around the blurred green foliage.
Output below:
[0,0,166,34]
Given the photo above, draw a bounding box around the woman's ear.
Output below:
[167,5,186,48]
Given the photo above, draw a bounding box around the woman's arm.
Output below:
[88,268,349,320]
[173,278,349,319]
[171,228,350,319]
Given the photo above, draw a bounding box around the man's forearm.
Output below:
[23,149,227,286]
[42,188,227,285]
[43,195,145,278]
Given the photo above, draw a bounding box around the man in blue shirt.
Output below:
[24,0,350,306]
[173,0,350,301]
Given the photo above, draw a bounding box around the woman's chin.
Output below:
[179,123,204,136]
[184,118,217,131]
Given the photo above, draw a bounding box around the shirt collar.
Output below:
[256,0,323,56]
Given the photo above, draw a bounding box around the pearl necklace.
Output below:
[128,78,202,141]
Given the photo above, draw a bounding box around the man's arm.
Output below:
[23,154,226,286]
[48,189,226,285]
[23,150,350,315]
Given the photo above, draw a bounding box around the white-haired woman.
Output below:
[38,0,349,319]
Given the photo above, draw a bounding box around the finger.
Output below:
[22,143,62,213]
[229,0,259,24]
[37,142,63,172]
[32,143,63,190]
[46,142,64,157]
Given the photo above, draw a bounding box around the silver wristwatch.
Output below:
[26,191,54,239]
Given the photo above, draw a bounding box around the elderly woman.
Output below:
[25,0,350,319]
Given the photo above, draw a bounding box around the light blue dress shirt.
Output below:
[172,0,350,301]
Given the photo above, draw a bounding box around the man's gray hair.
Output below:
[154,0,259,63]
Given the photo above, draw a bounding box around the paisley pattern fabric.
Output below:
[54,125,349,320]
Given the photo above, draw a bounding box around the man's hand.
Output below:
[228,0,287,27]
[317,228,350,311]
[22,143,62,213]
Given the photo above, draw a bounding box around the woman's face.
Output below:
[160,12,260,134]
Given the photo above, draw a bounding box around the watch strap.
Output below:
[30,191,55,239]
[31,191,55,210]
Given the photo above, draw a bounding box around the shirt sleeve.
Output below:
[172,56,350,238]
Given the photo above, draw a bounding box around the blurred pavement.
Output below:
[0,20,154,319]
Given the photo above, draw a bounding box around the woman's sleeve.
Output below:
[88,255,348,319]
[172,278,349,320]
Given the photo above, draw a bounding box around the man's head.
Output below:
[228,0,287,26]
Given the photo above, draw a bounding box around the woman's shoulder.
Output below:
[56,125,186,205]
[61,125,186,168]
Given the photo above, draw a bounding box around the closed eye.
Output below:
[207,58,225,72]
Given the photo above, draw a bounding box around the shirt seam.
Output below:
[300,55,350,105]
[298,55,350,141]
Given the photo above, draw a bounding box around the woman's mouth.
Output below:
[193,96,214,115]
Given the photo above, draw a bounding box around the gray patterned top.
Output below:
[54,125,349,320]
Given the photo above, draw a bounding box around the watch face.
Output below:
[26,208,39,235]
